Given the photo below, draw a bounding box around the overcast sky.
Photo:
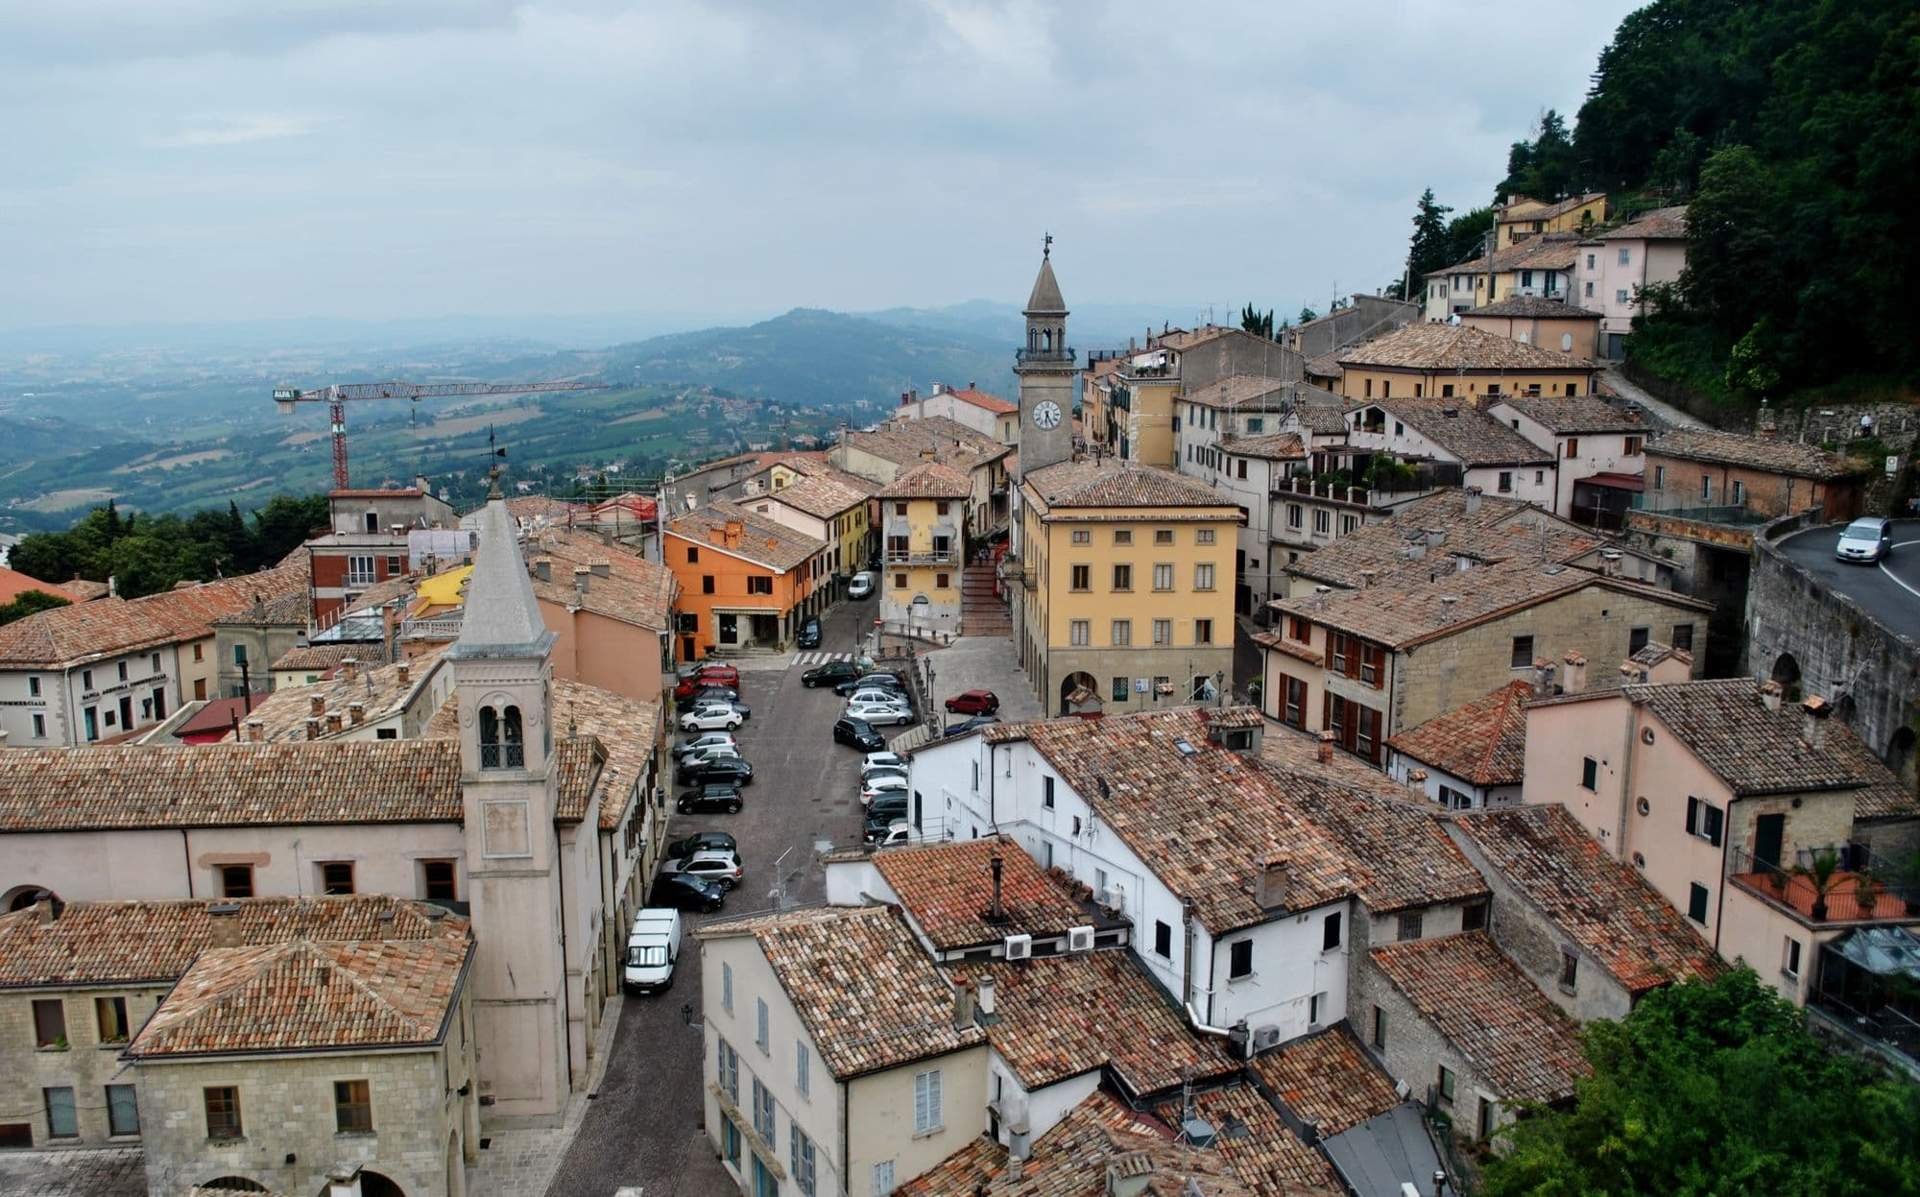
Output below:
[0,1,1640,334]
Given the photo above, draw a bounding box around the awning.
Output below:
[1579,471,1644,492]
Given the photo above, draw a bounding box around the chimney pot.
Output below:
[244,718,265,743]
[977,974,997,1017]
[304,717,322,739]
[1801,695,1830,748]
[347,702,365,725]
[325,712,344,734]
[1406,769,1429,798]
[573,566,590,594]
[309,695,326,717]
[341,657,358,682]
[951,981,975,1032]
[396,662,411,687]
[1358,569,1377,588]
[1758,680,1783,713]
[34,896,58,925]
[1561,651,1588,693]
[590,561,610,578]
[1316,731,1335,764]
[1254,851,1292,910]
[533,558,552,582]
[1464,486,1483,513]
[208,904,243,948]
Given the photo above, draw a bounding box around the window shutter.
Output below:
[1324,633,1336,669]
[929,1069,942,1127]
[1685,797,1699,836]
[1703,804,1724,847]
[914,1074,928,1131]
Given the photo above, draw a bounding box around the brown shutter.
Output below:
[1323,629,1335,669]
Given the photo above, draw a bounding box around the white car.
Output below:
[847,701,915,727]
[679,743,742,767]
[861,752,908,776]
[674,732,737,759]
[848,571,876,599]
[659,849,744,890]
[861,775,910,805]
[1835,517,1893,564]
[846,688,911,709]
[681,705,745,732]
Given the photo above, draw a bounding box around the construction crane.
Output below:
[272,379,611,489]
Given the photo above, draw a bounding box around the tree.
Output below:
[1444,206,1495,266]
[1296,307,1318,325]
[1497,110,1579,202]
[0,589,69,626]
[1485,968,1920,1197]
[1681,144,1781,342]
[1239,304,1275,339]
[1406,189,1454,283]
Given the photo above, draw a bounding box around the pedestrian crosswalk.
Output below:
[791,651,854,667]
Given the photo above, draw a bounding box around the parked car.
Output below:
[676,685,741,713]
[1836,517,1894,563]
[865,793,910,823]
[650,873,725,913]
[678,742,742,768]
[674,665,740,699]
[834,717,886,752]
[861,775,910,806]
[944,689,1000,716]
[676,783,745,814]
[873,820,940,848]
[863,804,910,841]
[674,732,737,759]
[664,830,737,860]
[846,688,912,709]
[677,757,755,788]
[835,672,906,697]
[848,571,876,599]
[623,908,684,993]
[847,701,915,727]
[796,616,822,649]
[862,765,909,787]
[944,715,1001,737]
[861,751,908,775]
[660,849,744,890]
[681,705,745,732]
[803,660,862,688]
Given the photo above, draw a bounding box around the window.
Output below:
[1286,504,1302,530]
[1731,479,1746,505]
[1043,777,1055,809]
[935,501,950,516]
[1497,471,1513,494]
[1687,882,1710,925]
[43,1088,76,1139]
[1070,565,1090,591]
[1684,797,1724,846]
[913,1069,943,1134]
[717,1037,740,1102]
[1510,635,1534,669]
[1236,460,1248,480]
[721,1116,741,1165]
[1071,530,1090,545]
[1624,435,1643,455]
[1441,384,1454,398]
[334,1079,373,1134]
[1585,280,1595,297]
[752,1078,775,1140]
[1653,465,1665,489]
[1364,378,1373,398]
[1194,563,1215,590]
[479,705,525,769]
[1152,563,1173,591]
[1462,899,1490,931]
[1111,564,1132,591]
[935,572,949,589]
[219,864,254,898]
[384,555,403,577]
[1323,912,1343,951]
[1153,920,1173,958]
[1111,620,1131,647]
[1436,1064,1456,1106]
[721,962,733,1013]
[1477,1097,1497,1141]
[346,555,377,587]
[95,996,129,1044]
[422,860,457,901]
[1194,619,1214,645]
[1312,509,1330,535]
[1155,529,1174,545]
[1069,620,1089,646]
[1580,757,1598,791]
[27,675,39,697]
[893,501,908,517]
[31,714,45,739]
[702,575,715,594]
[1113,530,1132,545]
[1288,615,1311,642]
[1564,436,1580,458]
[685,546,700,564]
[1782,937,1803,980]
[1618,247,1631,266]
[1371,1005,1386,1048]
[319,862,355,895]
[33,999,66,1049]
[1559,949,1580,992]
[872,1161,896,1196]
[106,1084,139,1137]
[1672,623,1694,652]
[204,1087,243,1140]
[791,1126,817,1197]
[1152,619,1172,646]
[893,572,907,589]
[1397,911,1424,941]
[796,1042,810,1098]
[747,576,772,596]
[82,668,93,691]
[1227,939,1253,980]
[756,997,769,1052]
[1196,529,1216,545]
[1112,675,1128,702]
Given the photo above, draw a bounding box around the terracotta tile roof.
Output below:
[843,417,1009,475]
[271,642,382,673]
[954,952,1238,1094]
[1251,1025,1402,1137]
[1597,204,1687,241]
[170,694,270,739]
[760,471,874,519]
[1024,460,1240,512]
[1275,767,1489,914]
[126,936,470,1058]
[1294,398,1352,435]
[1628,678,1904,800]
[1283,490,1599,589]
[949,386,1017,415]
[1223,433,1307,462]
[1148,1083,1343,1197]
[901,1089,1255,1197]
[1370,931,1589,1104]
[1645,427,1857,480]
[232,647,443,743]
[1364,398,1553,466]
[339,572,421,615]
[1447,805,1724,994]
[0,562,306,668]
[1304,352,1343,381]
[1274,553,1708,650]
[873,837,1086,951]
[1182,375,1294,411]
[59,578,111,601]
[329,485,424,499]
[698,904,984,1078]
[1429,232,1584,279]
[0,739,465,831]
[1386,681,1533,787]
[1499,192,1606,223]
[665,501,826,572]
[0,565,74,605]
[208,590,310,628]
[0,895,466,988]
[1339,320,1597,374]
[503,495,586,525]
[528,531,676,632]
[1466,296,1602,320]
[879,462,975,501]
[1258,725,1411,793]
[1491,394,1643,434]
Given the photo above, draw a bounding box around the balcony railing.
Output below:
[1272,477,1371,505]
[1728,847,1919,923]
[1015,346,1077,365]
[884,550,960,567]
[401,615,465,641]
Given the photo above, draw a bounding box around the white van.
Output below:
[623,908,684,994]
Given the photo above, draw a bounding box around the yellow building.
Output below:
[1013,458,1243,716]
[1495,192,1609,249]
[754,461,875,586]
[1081,326,1302,468]
[876,463,971,638]
[1335,323,1599,405]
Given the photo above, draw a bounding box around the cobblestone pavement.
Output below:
[0,1147,145,1197]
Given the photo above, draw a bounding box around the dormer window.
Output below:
[479,705,525,769]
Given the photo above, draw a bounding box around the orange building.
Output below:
[664,502,830,660]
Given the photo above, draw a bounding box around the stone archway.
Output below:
[1060,671,1100,717]
[204,1179,269,1193]
[359,1172,406,1197]
[1770,652,1802,701]
[3,885,55,913]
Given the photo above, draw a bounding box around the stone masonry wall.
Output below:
[0,984,171,1147]
[1346,941,1508,1143]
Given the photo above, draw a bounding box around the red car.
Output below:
[944,689,1000,716]
[675,664,740,699]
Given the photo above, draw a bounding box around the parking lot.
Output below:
[542,600,1033,1196]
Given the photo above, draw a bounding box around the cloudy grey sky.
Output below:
[1,1,1639,333]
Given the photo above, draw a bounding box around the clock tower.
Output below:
[1013,237,1074,480]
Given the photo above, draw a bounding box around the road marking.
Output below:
[791,652,852,667]
[1880,540,1920,600]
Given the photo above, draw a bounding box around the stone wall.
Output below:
[1346,942,1508,1143]
[1747,512,1920,783]
[0,984,171,1147]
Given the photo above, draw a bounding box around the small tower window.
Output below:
[480,705,526,769]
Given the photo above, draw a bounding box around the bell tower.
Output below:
[1013,235,1074,480]
[449,481,569,1123]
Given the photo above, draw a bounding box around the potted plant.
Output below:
[1793,848,1844,921]
[1852,876,1881,918]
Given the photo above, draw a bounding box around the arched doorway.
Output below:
[359,1171,406,1197]
[3,885,55,913]
[1889,727,1917,788]
[204,1179,269,1193]
[1770,653,1802,701]
[1060,672,1099,717]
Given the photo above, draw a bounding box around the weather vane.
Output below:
[1043,232,1052,258]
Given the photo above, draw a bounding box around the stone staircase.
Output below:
[961,563,1012,638]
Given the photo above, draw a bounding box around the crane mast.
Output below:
[271,379,610,489]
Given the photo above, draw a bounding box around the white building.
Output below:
[1487,395,1648,528]
[1570,206,1688,359]
[1345,398,1557,510]
[894,383,1021,445]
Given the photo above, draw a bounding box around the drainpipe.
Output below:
[1713,797,1740,954]
[1180,898,1198,1017]
[987,743,997,830]
[1615,701,1638,857]
[180,829,194,898]
[556,833,575,1093]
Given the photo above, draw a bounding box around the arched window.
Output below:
[479,707,502,769]
[502,706,525,768]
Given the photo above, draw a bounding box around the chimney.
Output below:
[951,981,976,1031]
[590,561,610,578]
[108,574,119,598]
[706,526,726,546]
[987,853,1007,923]
[325,711,344,734]
[1801,695,1829,749]
[208,903,244,948]
[1758,680,1784,713]
[1358,569,1377,589]
[574,566,590,595]
[977,974,997,1018]
[347,702,365,726]
[243,718,265,743]
[309,694,326,718]
[723,520,744,549]
[1533,657,1555,695]
[1406,768,1429,798]
[34,895,59,925]
[396,662,411,687]
[533,558,552,582]
[1561,652,1588,694]
[1424,527,1447,547]
[304,716,323,739]
[1254,851,1292,910]
[341,657,358,683]
[1601,549,1622,578]
[1316,731,1335,764]
[1438,595,1460,620]
[1464,486,1482,514]
[1404,541,1426,561]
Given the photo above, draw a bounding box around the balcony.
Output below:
[1015,346,1077,366]
[1272,477,1371,506]
[401,614,464,641]
[1728,847,1919,924]
[884,550,960,567]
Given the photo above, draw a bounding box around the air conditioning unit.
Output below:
[1106,883,1126,914]
[1003,933,1033,960]
[1251,1025,1283,1052]
[1066,925,1095,953]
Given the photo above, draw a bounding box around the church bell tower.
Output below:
[1013,236,1074,480]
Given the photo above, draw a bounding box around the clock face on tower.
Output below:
[1032,401,1063,430]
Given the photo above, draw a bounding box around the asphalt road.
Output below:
[1776,518,1920,642]
[542,597,880,1197]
